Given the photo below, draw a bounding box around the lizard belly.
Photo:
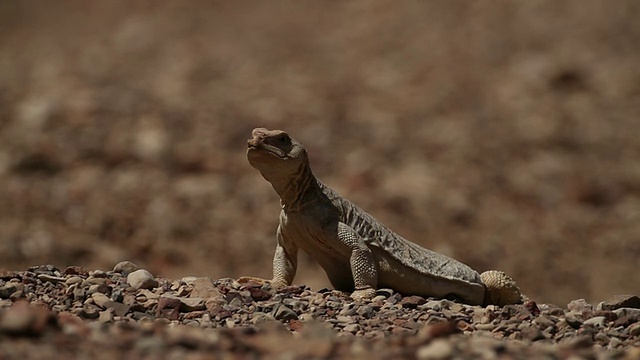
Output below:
[372,248,485,305]
[282,218,355,292]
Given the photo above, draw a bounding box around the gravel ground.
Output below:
[0,263,638,359]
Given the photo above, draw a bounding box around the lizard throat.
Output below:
[279,160,317,212]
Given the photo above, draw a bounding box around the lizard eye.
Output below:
[278,135,290,144]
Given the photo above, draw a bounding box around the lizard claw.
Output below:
[351,287,377,301]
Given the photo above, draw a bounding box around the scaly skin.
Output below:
[246,128,523,306]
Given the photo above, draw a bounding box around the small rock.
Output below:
[179,297,206,312]
[73,287,86,301]
[521,325,545,342]
[98,308,114,324]
[0,284,18,299]
[113,261,140,276]
[423,300,448,312]
[598,295,640,311]
[524,300,541,317]
[583,316,606,327]
[400,295,426,309]
[157,296,181,321]
[251,312,276,325]
[82,277,107,287]
[248,287,272,301]
[63,266,88,276]
[343,323,360,333]
[613,307,640,319]
[79,304,101,320]
[190,277,224,300]
[104,301,130,317]
[565,314,583,329]
[37,274,66,283]
[356,304,374,318]
[271,303,298,321]
[475,323,495,331]
[567,299,593,312]
[88,270,108,278]
[65,276,83,286]
[629,323,640,336]
[127,269,158,290]
[532,315,555,330]
[91,293,112,308]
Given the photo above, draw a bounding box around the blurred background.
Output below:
[1,1,639,306]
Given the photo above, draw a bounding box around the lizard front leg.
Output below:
[271,223,298,288]
[337,222,378,300]
[239,223,297,289]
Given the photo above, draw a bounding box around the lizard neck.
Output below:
[272,160,319,212]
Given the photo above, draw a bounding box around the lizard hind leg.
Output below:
[480,270,524,306]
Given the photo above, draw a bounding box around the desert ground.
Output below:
[0,1,639,357]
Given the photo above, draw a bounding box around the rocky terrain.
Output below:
[1,1,640,358]
[0,262,638,359]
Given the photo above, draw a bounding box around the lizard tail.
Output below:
[480,270,525,306]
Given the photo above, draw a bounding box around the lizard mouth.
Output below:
[247,140,287,159]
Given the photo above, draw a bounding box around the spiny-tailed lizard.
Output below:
[242,128,523,306]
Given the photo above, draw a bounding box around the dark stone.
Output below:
[399,295,426,309]
[157,296,181,321]
[248,287,272,301]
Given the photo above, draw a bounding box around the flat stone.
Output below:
[598,295,640,311]
[98,308,114,324]
[613,307,640,319]
[37,274,66,283]
[190,277,224,300]
[583,316,606,327]
[179,297,206,312]
[104,301,130,317]
[91,293,111,308]
[127,269,158,290]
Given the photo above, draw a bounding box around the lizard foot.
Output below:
[480,270,523,306]
[237,276,288,289]
[237,276,269,284]
[351,287,376,301]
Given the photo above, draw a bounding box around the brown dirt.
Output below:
[1,1,639,308]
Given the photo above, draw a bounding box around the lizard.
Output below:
[244,127,523,306]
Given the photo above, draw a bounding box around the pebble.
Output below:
[127,270,159,290]
[583,316,607,327]
[113,261,141,276]
[0,263,637,359]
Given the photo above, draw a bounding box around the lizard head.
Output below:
[247,128,308,181]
